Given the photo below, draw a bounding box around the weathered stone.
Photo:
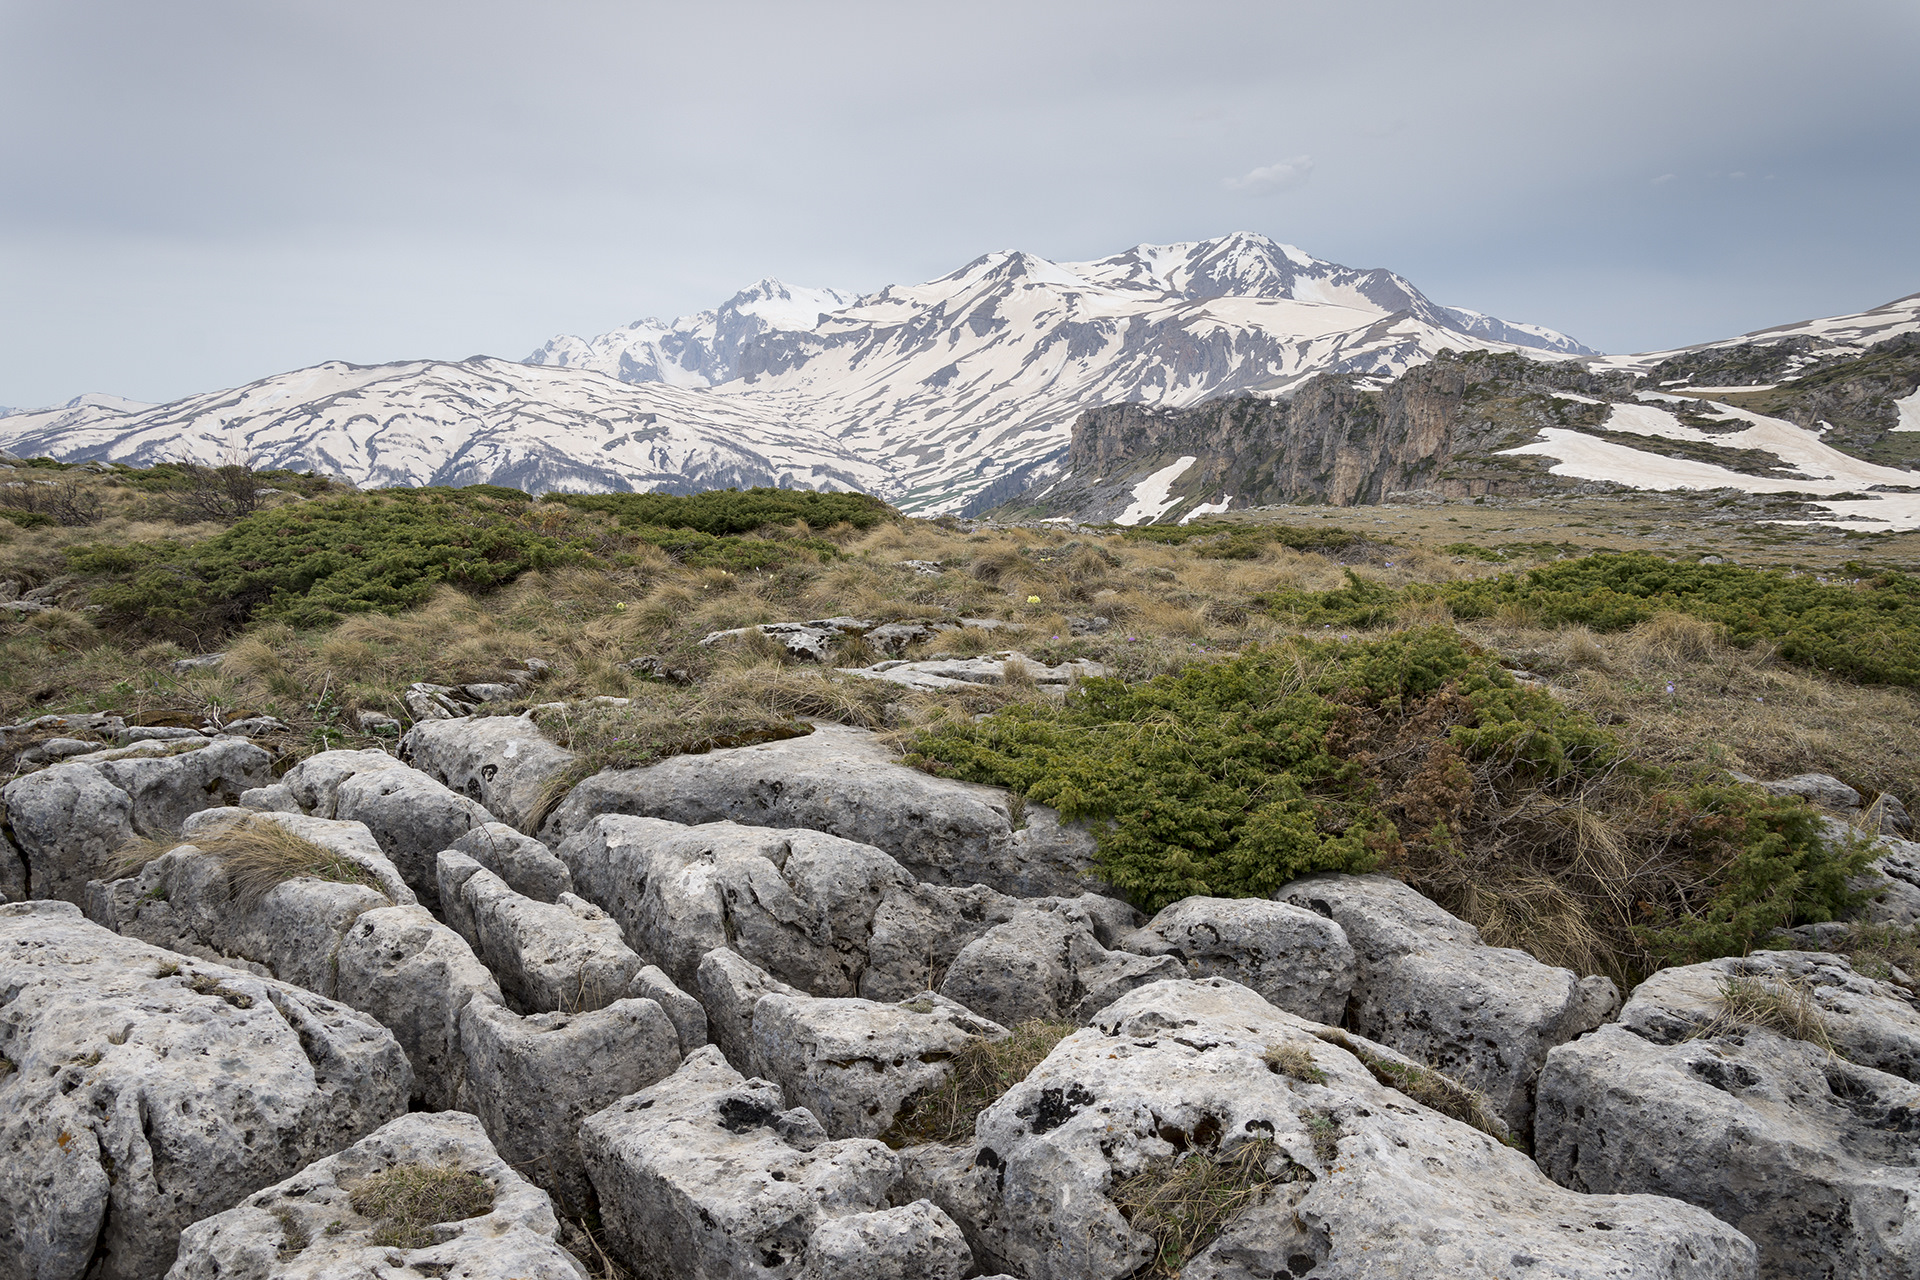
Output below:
[796,1201,972,1280]
[699,616,874,662]
[333,904,503,1111]
[293,751,492,910]
[939,906,1183,1026]
[2,828,26,901]
[236,782,300,812]
[178,807,417,904]
[841,652,1110,694]
[1122,895,1358,1023]
[1536,950,1920,1280]
[906,977,1755,1280]
[461,996,685,1212]
[697,946,806,1076]
[438,851,658,1015]
[1859,832,1920,928]
[1758,772,1862,810]
[0,901,410,1280]
[405,713,578,832]
[166,1111,585,1280]
[280,748,405,817]
[580,1046,907,1280]
[449,821,574,902]
[753,990,1006,1139]
[1276,873,1618,1137]
[543,723,1101,899]
[1,737,270,904]
[559,815,954,995]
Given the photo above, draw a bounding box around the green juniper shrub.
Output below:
[1119,520,1375,559]
[1641,784,1878,966]
[1439,552,1920,686]
[906,628,1619,912]
[67,489,600,638]
[1258,569,1401,629]
[553,486,894,535]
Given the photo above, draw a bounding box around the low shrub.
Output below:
[907,628,1619,912]
[1440,552,1920,687]
[68,489,601,637]
[1639,785,1877,965]
[1120,520,1374,559]
[1258,569,1400,629]
[552,486,894,535]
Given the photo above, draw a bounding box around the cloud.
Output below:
[1651,173,1676,185]
[1223,156,1314,194]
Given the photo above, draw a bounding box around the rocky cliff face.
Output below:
[1022,351,1634,521]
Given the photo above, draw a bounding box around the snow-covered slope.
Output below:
[0,359,885,495]
[1591,292,1920,381]
[1502,394,1920,530]
[3,234,1594,510]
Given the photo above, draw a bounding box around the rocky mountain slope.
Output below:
[0,235,1591,514]
[1012,332,1920,532]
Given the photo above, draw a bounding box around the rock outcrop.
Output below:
[405,713,578,833]
[1121,895,1358,1023]
[541,722,1100,899]
[283,749,492,911]
[165,1111,587,1280]
[1277,873,1618,1136]
[2,736,271,903]
[581,1045,969,1279]
[904,977,1755,1280]
[1535,950,1920,1280]
[0,902,411,1280]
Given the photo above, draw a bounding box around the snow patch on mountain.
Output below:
[1501,398,1920,530]
[1592,292,1920,380]
[1115,456,1198,526]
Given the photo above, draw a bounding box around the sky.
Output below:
[3,0,1917,408]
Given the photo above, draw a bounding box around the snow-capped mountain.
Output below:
[525,232,1595,511]
[0,360,885,495]
[524,280,858,388]
[3,233,1596,511]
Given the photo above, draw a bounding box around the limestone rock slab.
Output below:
[165,1110,586,1280]
[0,901,411,1280]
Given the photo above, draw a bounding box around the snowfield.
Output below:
[1114,456,1199,526]
[1501,398,1920,531]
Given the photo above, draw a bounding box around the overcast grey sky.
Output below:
[3,0,1916,407]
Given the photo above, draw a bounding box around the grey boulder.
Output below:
[405,713,578,832]
[1121,895,1358,1024]
[752,989,1007,1139]
[460,995,686,1213]
[939,904,1183,1026]
[1535,950,1920,1280]
[581,1045,960,1280]
[0,901,411,1280]
[1,737,270,904]
[164,1110,586,1280]
[541,722,1100,899]
[449,820,575,902]
[796,1201,972,1280]
[286,749,492,910]
[1277,873,1618,1137]
[905,976,1754,1280]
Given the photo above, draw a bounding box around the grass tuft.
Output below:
[348,1162,495,1250]
[1111,1139,1290,1277]
[118,816,381,903]
[1692,974,1836,1054]
[1315,1030,1506,1141]
[885,1020,1076,1146]
[1262,1043,1326,1084]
